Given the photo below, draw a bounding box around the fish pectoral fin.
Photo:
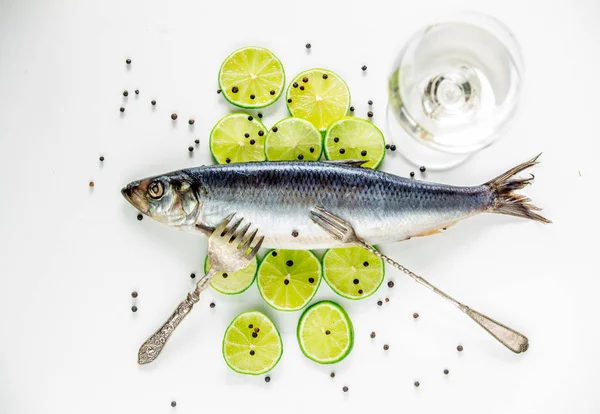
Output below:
[195,223,215,236]
[323,159,368,168]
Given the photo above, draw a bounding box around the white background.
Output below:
[1,0,599,413]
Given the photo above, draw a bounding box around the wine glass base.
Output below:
[385,104,473,171]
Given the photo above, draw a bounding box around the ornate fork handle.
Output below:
[138,269,216,365]
[360,243,529,353]
[138,292,199,365]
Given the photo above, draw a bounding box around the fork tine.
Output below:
[214,213,236,236]
[314,206,350,230]
[247,236,264,260]
[311,209,346,234]
[310,214,344,241]
[233,223,251,245]
[226,218,244,238]
[240,228,258,251]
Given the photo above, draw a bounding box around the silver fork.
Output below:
[138,213,264,365]
[310,206,529,354]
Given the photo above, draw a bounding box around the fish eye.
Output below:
[148,181,164,199]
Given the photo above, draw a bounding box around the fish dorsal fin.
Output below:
[324,159,369,167]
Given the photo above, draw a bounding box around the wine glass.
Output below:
[386,13,524,169]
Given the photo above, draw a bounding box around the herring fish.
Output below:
[121,156,549,249]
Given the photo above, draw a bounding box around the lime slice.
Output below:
[218,47,285,109]
[209,113,267,164]
[222,311,283,375]
[322,246,385,300]
[265,117,323,161]
[297,301,354,364]
[205,254,258,295]
[257,249,322,311]
[286,69,350,132]
[324,117,386,169]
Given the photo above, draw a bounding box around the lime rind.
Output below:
[297,300,354,364]
[222,311,283,375]
[265,117,323,161]
[205,254,258,295]
[286,68,351,132]
[322,246,385,300]
[209,113,267,164]
[324,117,386,169]
[218,46,285,109]
[257,249,322,312]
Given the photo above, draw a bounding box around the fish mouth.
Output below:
[121,180,149,214]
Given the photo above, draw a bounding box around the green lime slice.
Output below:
[257,249,322,311]
[265,117,323,161]
[297,300,354,364]
[222,311,283,375]
[324,117,386,169]
[286,69,350,132]
[209,113,267,164]
[205,254,258,295]
[322,246,385,300]
[218,47,285,109]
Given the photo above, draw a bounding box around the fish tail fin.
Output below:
[485,153,551,224]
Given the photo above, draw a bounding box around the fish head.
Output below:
[121,171,201,228]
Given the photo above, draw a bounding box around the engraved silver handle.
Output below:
[138,268,217,365]
[360,243,529,354]
[464,307,529,353]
